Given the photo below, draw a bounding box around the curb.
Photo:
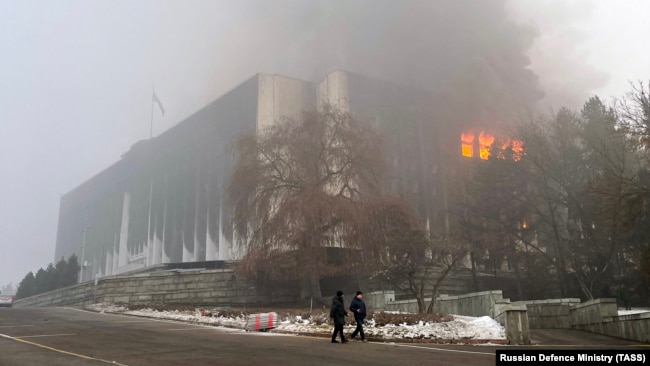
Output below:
[270,329,509,345]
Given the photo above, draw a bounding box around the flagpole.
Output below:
[150,85,155,139]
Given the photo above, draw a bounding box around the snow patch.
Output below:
[618,309,650,316]
[85,304,505,340]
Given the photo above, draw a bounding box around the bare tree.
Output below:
[613,81,650,300]
[370,225,467,313]
[228,105,405,298]
[370,175,469,313]
[618,81,650,150]
[425,233,467,313]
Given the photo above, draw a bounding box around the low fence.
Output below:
[514,298,581,329]
[378,290,649,345]
[571,298,650,343]
[380,289,530,345]
[436,290,504,317]
[383,290,503,317]
[385,298,426,313]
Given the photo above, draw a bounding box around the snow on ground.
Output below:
[618,308,650,316]
[279,314,504,340]
[86,303,505,340]
[86,303,248,328]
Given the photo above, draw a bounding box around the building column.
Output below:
[118,192,130,267]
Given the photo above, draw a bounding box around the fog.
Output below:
[1,0,649,289]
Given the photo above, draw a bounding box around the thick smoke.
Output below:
[217,0,544,123]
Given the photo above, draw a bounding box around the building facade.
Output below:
[55,70,472,282]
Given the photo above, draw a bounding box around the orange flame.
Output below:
[460,130,523,161]
[478,132,495,160]
[461,132,474,158]
[511,139,523,161]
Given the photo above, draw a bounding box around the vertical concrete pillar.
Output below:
[182,232,192,262]
[152,232,162,265]
[161,186,170,264]
[112,234,119,273]
[118,192,130,267]
[193,167,201,261]
[161,247,170,263]
[217,200,227,260]
[204,206,216,261]
[193,229,201,262]
[146,239,153,266]
[105,249,113,276]
[317,70,349,112]
[146,178,153,266]
[496,305,531,345]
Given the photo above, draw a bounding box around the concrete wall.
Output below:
[571,298,618,326]
[508,297,649,343]
[364,290,396,311]
[386,298,426,313]
[14,268,298,308]
[514,298,581,329]
[373,288,649,345]
[257,73,314,131]
[383,289,530,344]
[494,304,531,345]
[569,298,650,343]
[435,290,504,317]
[574,312,650,343]
[317,70,349,112]
[384,290,504,317]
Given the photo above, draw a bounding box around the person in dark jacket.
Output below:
[330,290,349,343]
[349,291,367,342]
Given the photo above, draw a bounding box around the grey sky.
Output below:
[1,0,649,288]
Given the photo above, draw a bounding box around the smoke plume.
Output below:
[214,0,544,123]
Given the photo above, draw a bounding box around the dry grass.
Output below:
[370,311,453,326]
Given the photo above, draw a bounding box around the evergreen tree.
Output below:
[54,257,67,289]
[34,267,47,294]
[63,255,80,286]
[44,263,57,292]
[15,271,36,299]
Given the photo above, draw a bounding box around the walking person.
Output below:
[330,290,349,343]
[349,291,367,342]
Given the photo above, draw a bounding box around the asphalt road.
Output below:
[0,307,646,366]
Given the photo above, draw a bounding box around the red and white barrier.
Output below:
[245,312,278,331]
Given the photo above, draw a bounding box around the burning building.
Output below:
[460,130,523,161]
[55,70,500,282]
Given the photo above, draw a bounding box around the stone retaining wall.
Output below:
[14,268,298,308]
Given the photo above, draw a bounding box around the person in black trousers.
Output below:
[330,290,349,343]
[349,291,367,342]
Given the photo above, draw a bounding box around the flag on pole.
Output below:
[153,90,165,115]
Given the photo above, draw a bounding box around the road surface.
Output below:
[0,308,645,365]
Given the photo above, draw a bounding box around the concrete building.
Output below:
[56,70,472,282]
